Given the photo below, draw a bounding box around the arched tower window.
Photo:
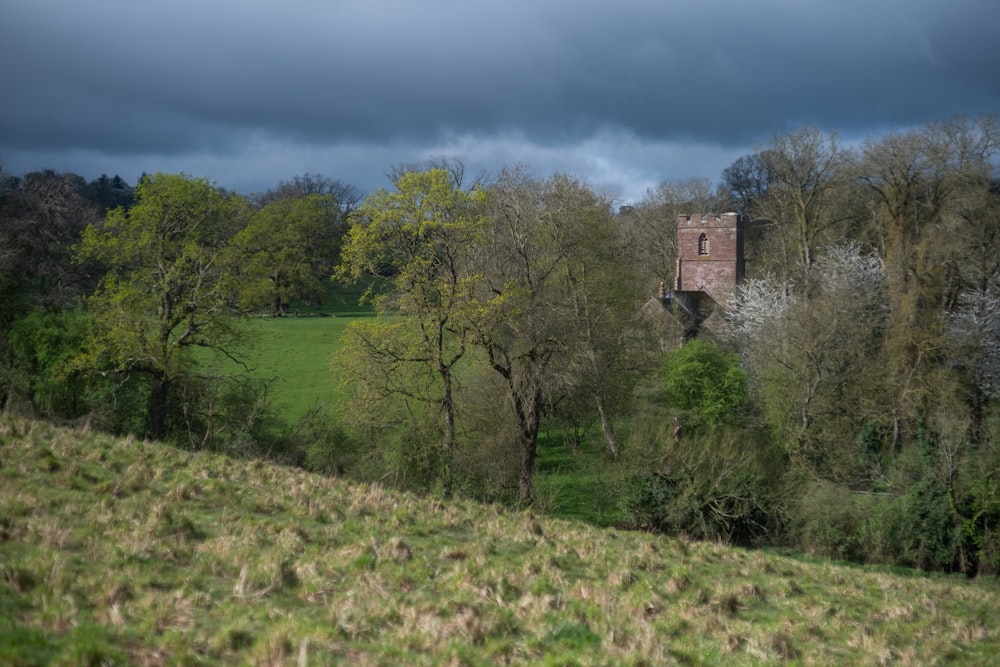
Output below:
[698,233,709,256]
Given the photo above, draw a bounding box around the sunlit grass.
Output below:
[3,415,1000,664]
[240,315,360,422]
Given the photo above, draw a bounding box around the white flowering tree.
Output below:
[727,243,888,483]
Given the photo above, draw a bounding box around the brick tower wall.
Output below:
[674,213,745,305]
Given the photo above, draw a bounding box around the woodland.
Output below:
[2,115,999,576]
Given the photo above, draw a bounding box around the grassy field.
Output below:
[219,289,373,424]
[237,315,360,423]
[3,416,1000,665]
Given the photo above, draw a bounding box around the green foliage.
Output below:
[336,168,490,493]
[619,414,787,544]
[789,410,1000,575]
[171,374,293,461]
[297,408,360,476]
[791,481,897,564]
[662,340,748,427]
[74,173,250,440]
[790,478,965,572]
[4,309,91,419]
[231,193,342,316]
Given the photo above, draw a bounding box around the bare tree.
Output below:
[755,127,856,295]
[858,116,999,446]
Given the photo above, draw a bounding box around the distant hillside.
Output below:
[2,416,1000,665]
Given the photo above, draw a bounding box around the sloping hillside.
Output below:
[2,416,999,665]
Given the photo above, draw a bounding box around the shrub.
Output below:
[4,308,92,419]
[619,421,788,545]
[661,340,748,427]
[297,408,360,476]
[790,481,895,563]
[172,374,292,462]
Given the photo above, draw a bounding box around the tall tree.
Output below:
[727,243,888,483]
[755,127,855,293]
[858,116,999,447]
[549,176,646,459]
[335,168,488,492]
[0,169,99,317]
[75,173,248,440]
[722,153,772,217]
[253,173,361,213]
[473,170,635,501]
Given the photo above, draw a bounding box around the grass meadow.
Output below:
[237,315,359,423]
[3,416,1000,665]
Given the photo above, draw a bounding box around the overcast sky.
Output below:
[2,0,998,203]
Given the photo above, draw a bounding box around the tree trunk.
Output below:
[518,431,537,505]
[148,370,170,441]
[440,368,456,496]
[595,393,619,460]
[514,386,543,505]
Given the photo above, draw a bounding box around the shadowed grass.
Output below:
[3,415,1000,664]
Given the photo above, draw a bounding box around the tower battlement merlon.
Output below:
[676,212,744,228]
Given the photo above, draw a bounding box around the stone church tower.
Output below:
[674,212,745,306]
[647,212,747,347]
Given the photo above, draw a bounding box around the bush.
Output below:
[4,308,92,419]
[790,481,895,563]
[661,340,748,427]
[619,420,788,545]
[297,408,360,476]
[790,477,967,572]
[171,374,292,462]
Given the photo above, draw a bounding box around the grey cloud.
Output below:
[2,0,998,195]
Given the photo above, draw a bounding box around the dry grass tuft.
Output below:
[388,537,413,563]
[608,568,636,589]
[770,632,799,660]
[666,574,691,595]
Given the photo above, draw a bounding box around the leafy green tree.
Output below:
[662,339,747,427]
[335,168,488,492]
[552,180,650,459]
[728,243,887,483]
[5,308,91,418]
[0,169,101,412]
[232,193,342,316]
[74,173,249,440]
[472,170,637,501]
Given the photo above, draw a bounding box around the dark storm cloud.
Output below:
[2,0,998,199]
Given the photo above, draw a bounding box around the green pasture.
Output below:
[207,286,373,423]
[237,315,360,423]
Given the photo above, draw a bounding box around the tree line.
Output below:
[2,115,999,574]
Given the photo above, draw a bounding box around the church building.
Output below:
[649,212,747,347]
[674,212,745,304]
